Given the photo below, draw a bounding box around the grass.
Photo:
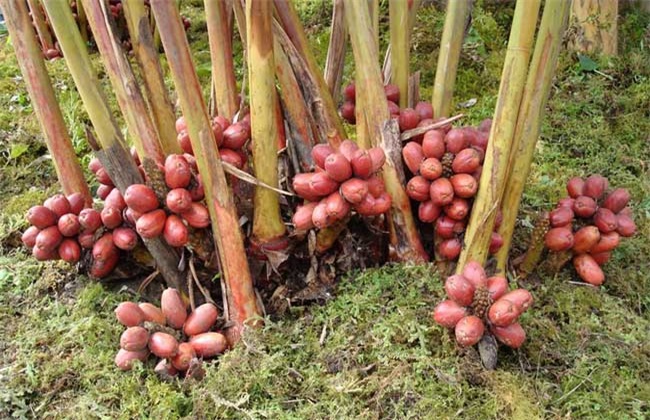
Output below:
[1,1,649,419]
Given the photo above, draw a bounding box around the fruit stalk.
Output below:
[122,0,182,155]
[431,0,471,118]
[457,0,541,271]
[150,0,261,343]
[1,0,91,206]
[389,0,410,108]
[205,0,239,121]
[496,0,571,274]
[346,0,428,263]
[324,0,346,101]
[44,2,184,291]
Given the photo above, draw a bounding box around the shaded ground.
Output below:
[1,1,649,419]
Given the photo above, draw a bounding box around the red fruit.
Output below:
[491,323,526,349]
[90,252,119,278]
[213,115,230,133]
[422,130,446,159]
[104,188,126,211]
[340,178,369,204]
[171,342,196,371]
[88,157,103,173]
[148,332,179,358]
[343,83,356,102]
[163,215,189,247]
[450,174,478,198]
[139,303,166,325]
[430,178,454,206]
[189,332,228,357]
[120,326,150,351]
[93,233,118,262]
[407,176,431,202]
[354,193,377,216]
[558,197,575,209]
[112,227,138,251]
[420,157,443,180]
[452,148,481,174]
[415,101,434,120]
[572,196,598,218]
[435,215,457,239]
[115,349,149,371]
[164,154,192,189]
[181,202,210,229]
[222,121,250,149]
[97,184,114,200]
[351,150,373,179]
[183,303,219,336]
[21,226,40,248]
[549,207,574,227]
[366,176,385,198]
[123,208,142,225]
[115,302,145,327]
[58,239,81,263]
[35,226,63,252]
[309,172,339,197]
[32,246,58,261]
[292,173,317,200]
[95,168,114,186]
[78,231,95,249]
[166,188,193,214]
[501,289,534,312]
[444,274,475,306]
[324,153,353,182]
[487,276,508,301]
[387,100,400,118]
[101,206,123,229]
[136,209,167,239]
[455,316,485,347]
[311,200,332,228]
[188,176,205,201]
[211,120,224,147]
[590,231,620,254]
[444,197,469,221]
[339,101,356,123]
[471,132,489,152]
[27,205,57,229]
[402,141,424,174]
[339,140,360,162]
[591,252,611,265]
[175,116,187,133]
[57,214,80,237]
[616,214,636,237]
[489,232,504,254]
[602,188,630,214]
[583,175,608,200]
[66,193,86,215]
[373,192,392,215]
[487,298,519,327]
[494,210,503,229]
[384,84,400,103]
[445,129,469,154]
[292,202,317,230]
[311,144,334,169]
[544,227,574,251]
[44,194,71,217]
[368,147,386,173]
[178,131,193,154]
[433,300,467,328]
[325,192,351,220]
[478,118,492,132]
[462,261,487,289]
[124,184,159,213]
[593,208,617,233]
[418,201,441,223]
[573,254,605,286]
[161,288,187,329]
[398,108,420,132]
[566,177,585,198]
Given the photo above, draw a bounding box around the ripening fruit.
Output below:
[166,188,193,214]
[181,203,210,229]
[21,226,40,248]
[433,300,467,328]
[616,214,636,237]
[324,153,353,182]
[309,172,339,197]
[566,177,585,198]
[222,122,250,149]
[418,201,441,223]
[27,205,57,229]
[430,178,454,206]
[452,148,481,174]
[124,184,159,213]
[450,174,478,198]
[183,303,219,336]
[454,316,485,347]
[487,276,508,301]
[35,226,63,252]
[350,150,372,179]
[120,326,150,351]
[58,239,81,263]
[593,208,617,233]
[398,108,420,132]
[445,129,469,153]
[601,188,630,214]
[148,332,179,358]
[487,298,519,327]
[189,332,228,357]
[161,288,188,329]
[422,130,446,159]
[406,176,431,202]
[462,261,487,289]
[58,213,81,237]
[444,197,469,221]
[544,227,574,251]
[583,175,608,200]
[292,202,317,231]
[171,342,196,371]
[115,302,145,327]
[163,215,189,247]
[549,206,574,227]
[444,274,475,306]
[311,144,334,170]
[44,194,71,218]
[136,209,167,239]
[419,158,443,181]
[138,302,166,325]
[164,154,192,189]
[589,231,620,254]
[573,254,605,286]
[572,225,600,254]
[491,323,526,349]
[115,348,149,371]
[340,178,369,204]
[415,101,434,120]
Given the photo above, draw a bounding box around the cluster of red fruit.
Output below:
[175,115,249,170]
[544,175,636,286]
[114,288,227,378]
[291,140,390,230]
[433,261,532,349]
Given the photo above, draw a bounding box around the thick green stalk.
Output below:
[431,0,471,118]
[1,0,91,206]
[150,0,261,343]
[76,0,89,43]
[26,0,54,51]
[383,0,421,84]
[345,0,428,262]
[82,0,164,164]
[247,0,286,246]
[456,0,542,272]
[205,0,238,121]
[495,0,571,274]
[122,0,182,155]
[389,0,410,108]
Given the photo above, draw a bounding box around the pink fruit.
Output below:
[161,288,188,329]
[549,206,574,227]
[450,174,478,198]
[418,200,441,223]
[189,332,228,357]
[544,227,574,251]
[491,323,526,348]
[616,214,636,237]
[566,177,585,198]
[419,157,443,181]
[454,316,485,347]
[164,154,192,189]
[115,348,149,371]
[148,332,179,358]
[340,178,369,204]
[292,202,317,230]
[101,206,123,229]
[487,276,508,301]
[124,184,159,213]
[452,148,481,174]
[311,144,334,169]
[415,101,433,120]
[583,175,608,200]
[433,300,467,328]
[309,172,339,197]
[166,188,193,214]
[430,178,454,206]
[35,226,63,252]
[324,153,353,182]
[602,188,630,214]
[183,303,219,336]
[27,205,57,229]
[57,213,80,237]
[445,129,469,154]
[350,150,373,179]
[163,215,189,247]
[136,209,167,239]
[181,202,210,229]
[487,298,519,327]
[58,239,81,263]
[78,208,102,232]
[138,302,166,325]
[422,130,446,159]
[444,197,469,221]
[21,226,40,248]
[444,274,475,306]
[398,108,420,131]
[573,254,605,286]
[120,326,150,351]
[462,261,487,289]
[407,176,431,202]
[44,194,71,218]
[115,302,145,327]
[171,342,196,371]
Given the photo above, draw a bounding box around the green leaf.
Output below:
[578,54,598,72]
[9,143,29,159]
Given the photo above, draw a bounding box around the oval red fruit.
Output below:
[544,227,574,251]
[491,323,526,349]
[183,303,219,336]
[430,178,454,206]
[573,254,605,286]
[189,332,228,357]
[27,205,57,229]
[433,300,467,328]
[455,316,485,347]
[566,177,585,198]
[124,184,159,213]
[444,274,475,306]
[181,202,210,229]
[602,188,630,214]
[148,332,179,358]
[161,288,187,329]
[120,326,150,351]
[115,302,145,327]
[164,215,189,247]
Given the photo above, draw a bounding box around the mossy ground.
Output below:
[1,2,649,419]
